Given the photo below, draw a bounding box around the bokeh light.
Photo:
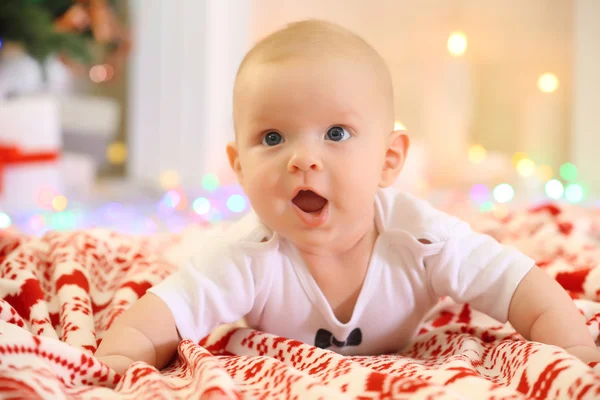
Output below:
[202,174,220,192]
[492,204,509,219]
[28,214,46,231]
[516,158,536,177]
[559,163,578,181]
[207,209,223,224]
[52,195,68,211]
[50,211,77,231]
[176,192,188,211]
[0,212,11,229]
[3,181,253,234]
[227,194,246,213]
[447,31,467,56]
[193,197,211,215]
[469,184,489,203]
[106,141,128,165]
[512,152,528,167]
[536,165,553,181]
[394,121,406,131]
[493,183,515,203]
[159,170,181,189]
[162,190,182,208]
[545,179,564,199]
[468,145,487,164]
[538,73,559,93]
[89,64,115,83]
[479,201,494,213]
[89,65,107,83]
[565,184,584,203]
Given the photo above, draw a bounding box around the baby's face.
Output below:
[231,57,393,254]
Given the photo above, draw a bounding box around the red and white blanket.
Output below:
[1,203,600,399]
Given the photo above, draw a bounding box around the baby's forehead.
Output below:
[234,57,385,115]
[233,21,395,130]
[234,51,389,106]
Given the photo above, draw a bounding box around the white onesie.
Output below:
[148,188,534,355]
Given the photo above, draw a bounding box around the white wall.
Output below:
[571,0,600,192]
[128,0,251,188]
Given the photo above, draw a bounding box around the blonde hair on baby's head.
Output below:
[233,19,395,129]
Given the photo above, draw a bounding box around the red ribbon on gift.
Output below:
[0,144,60,194]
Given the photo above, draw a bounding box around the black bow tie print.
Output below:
[314,328,362,349]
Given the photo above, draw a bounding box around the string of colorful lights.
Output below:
[467,145,585,207]
[0,174,250,235]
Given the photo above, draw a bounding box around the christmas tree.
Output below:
[0,0,124,66]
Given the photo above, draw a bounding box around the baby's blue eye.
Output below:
[262,131,283,146]
[325,126,350,142]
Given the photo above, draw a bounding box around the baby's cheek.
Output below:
[244,174,286,214]
[245,168,279,193]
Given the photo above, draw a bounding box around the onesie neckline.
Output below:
[282,199,387,328]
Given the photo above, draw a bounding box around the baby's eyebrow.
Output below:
[247,116,279,131]
[335,110,361,121]
[247,108,361,131]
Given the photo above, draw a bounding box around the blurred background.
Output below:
[0,0,599,235]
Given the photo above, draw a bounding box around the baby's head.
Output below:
[227,20,409,254]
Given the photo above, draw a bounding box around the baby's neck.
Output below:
[297,220,379,324]
[299,221,379,270]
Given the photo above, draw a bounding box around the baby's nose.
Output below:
[287,149,323,172]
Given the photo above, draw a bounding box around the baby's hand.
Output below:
[566,345,600,366]
[96,354,136,376]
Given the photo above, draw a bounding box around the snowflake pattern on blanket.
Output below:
[1,203,600,399]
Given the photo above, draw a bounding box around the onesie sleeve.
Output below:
[424,217,535,323]
[147,240,255,343]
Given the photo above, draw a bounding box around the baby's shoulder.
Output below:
[166,211,283,299]
[220,211,275,245]
[376,188,460,242]
[177,210,279,267]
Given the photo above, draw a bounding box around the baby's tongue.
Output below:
[293,190,327,213]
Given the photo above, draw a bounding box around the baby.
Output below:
[96,20,600,374]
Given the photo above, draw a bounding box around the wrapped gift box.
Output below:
[0,95,63,214]
[1,94,120,215]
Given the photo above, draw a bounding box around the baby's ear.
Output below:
[379,130,409,188]
[226,142,243,184]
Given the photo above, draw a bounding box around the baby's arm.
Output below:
[95,293,180,374]
[508,266,600,363]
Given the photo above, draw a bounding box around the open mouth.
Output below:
[292,190,328,214]
[291,189,329,227]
